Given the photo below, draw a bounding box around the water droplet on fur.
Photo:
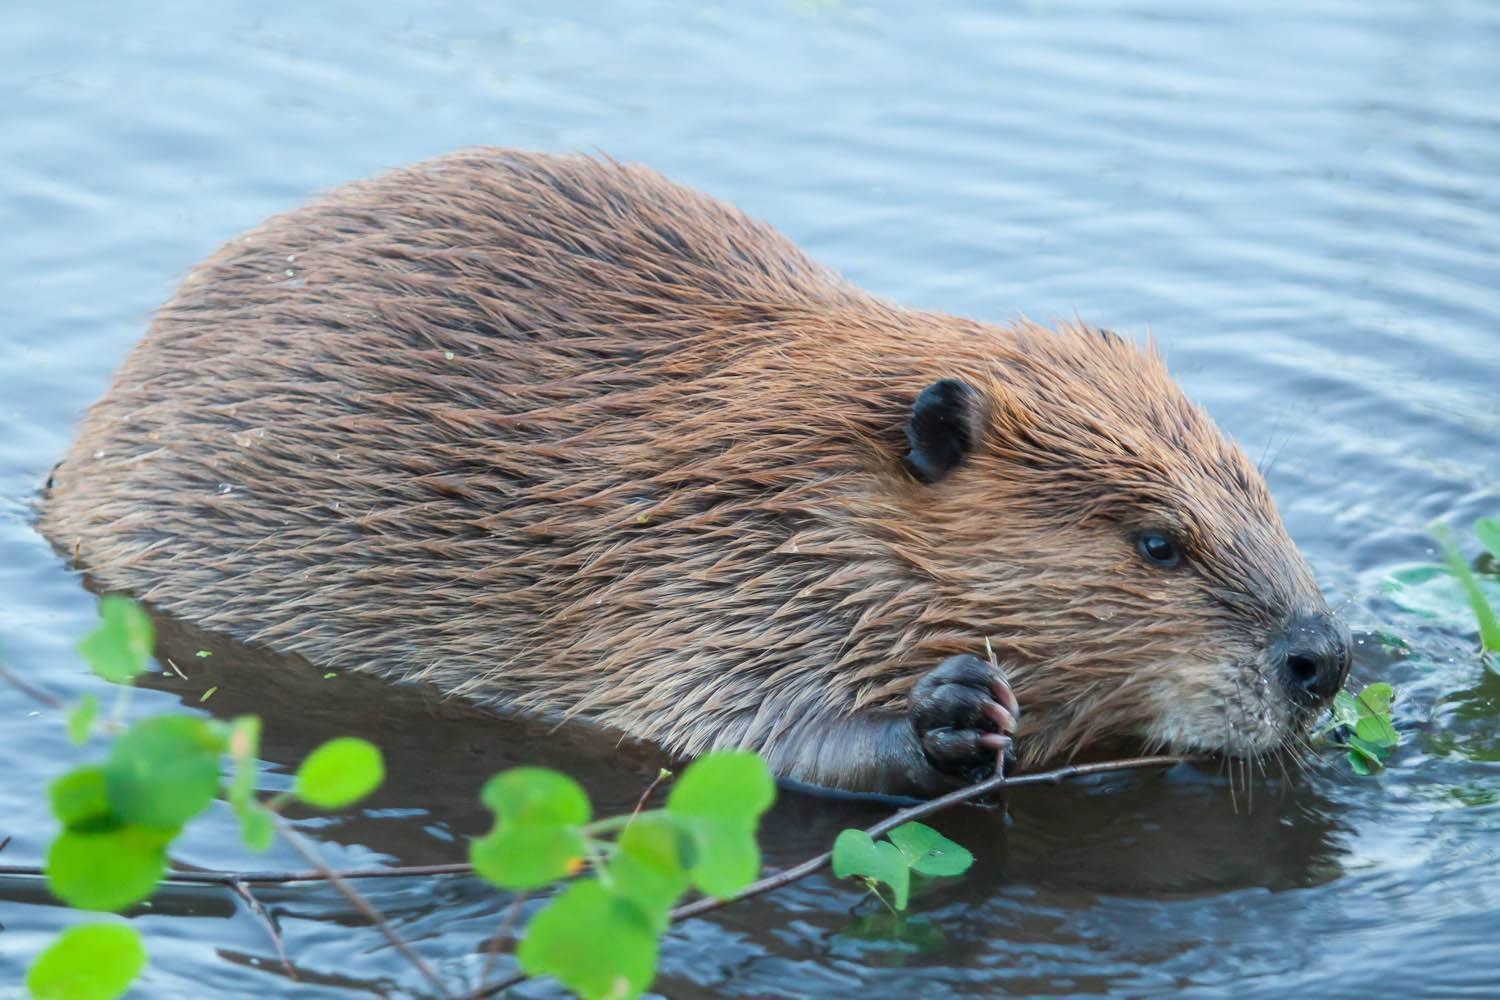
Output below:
[217,483,233,495]
[444,350,455,360]
[92,449,105,459]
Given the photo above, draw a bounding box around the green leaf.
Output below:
[1347,735,1388,772]
[105,715,225,829]
[235,802,275,852]
[517,880,658,1000]
[294,737,384,809]
[610,815,691,929]
[26,923,146,1000]
[666,751,775,827]
[46,826,169,911]
[471,824,587,891]
[1330,690,1362,729]
[1354,713,1399,749]
[673,819,759,899]
[470,768,591,890]
[1354,682,1394,718]
[1347,750,1374,776]
[832,829,911,910]
[67,694,99,745]
[1476,518,1500,560]
[76,597,154,683]
[666,752,774,898]
[886,821,974,877]
[50,766,112,830]
[480,768,591,827]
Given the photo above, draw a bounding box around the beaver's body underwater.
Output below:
[41,148,1350,796]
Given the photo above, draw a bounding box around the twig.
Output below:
[627,769,671,827]
[0,661,66,710]
[225,877,295,979]
[471,890,528,1000]
[669,753,1191,922]
[477,753,1194,998]
[271,815,454,999]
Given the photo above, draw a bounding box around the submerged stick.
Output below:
[224,877,295,980]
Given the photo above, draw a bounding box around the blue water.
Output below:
[2,1,1498,996]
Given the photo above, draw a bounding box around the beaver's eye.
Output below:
[1136,532,1181,568]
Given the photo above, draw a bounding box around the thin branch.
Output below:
[669,753,1191,922]
[271,815,454,1000]
[627,769,671,827]
[0,661,66,710]
[471,890,529,1000]
[225,877,295,980]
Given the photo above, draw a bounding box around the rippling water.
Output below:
[2,2,1498,996]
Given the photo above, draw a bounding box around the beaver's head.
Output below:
[896,320,1349,767]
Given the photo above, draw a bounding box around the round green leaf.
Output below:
[886,821,974,878]
[235,802,276,853]
[609,815,691,926]
[1354,682,1394,718]
[1354,713,1399,749]
[677,819,759,899]
[1330,690,1362,728]
[105,715,225,829]
[67,694,100,745]
[832,829,911,909]
[666,752,774,827]
[76,597,154,683]
[1346,735,1389,773]
[47,826,169,911]
[470,824,586,891]
[1347,749,1374,776]
[27,923,146,1000]
[517,880,658,1000]
[294,737,384,809]
[479,768,590,827]
[50,766,112,830]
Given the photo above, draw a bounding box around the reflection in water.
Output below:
[138,604,1352,991]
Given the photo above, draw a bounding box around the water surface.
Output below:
[2,1,1498,996]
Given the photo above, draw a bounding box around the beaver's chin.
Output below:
[1140,660,1319,762]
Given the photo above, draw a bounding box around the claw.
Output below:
[989,678,1020,720]
[979,699,1017,734]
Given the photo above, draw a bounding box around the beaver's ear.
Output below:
[904,378,982,484]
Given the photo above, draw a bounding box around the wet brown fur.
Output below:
[40,148,1330,792]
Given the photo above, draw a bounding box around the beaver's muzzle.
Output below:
[1274,611,1352,706]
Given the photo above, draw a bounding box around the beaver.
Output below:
[39,148,1351,797]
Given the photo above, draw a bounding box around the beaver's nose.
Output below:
[1276,611,1352,705]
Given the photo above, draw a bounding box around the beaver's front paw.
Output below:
[909,653,1020,783]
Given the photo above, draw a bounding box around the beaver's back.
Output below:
[41,149,936,753]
